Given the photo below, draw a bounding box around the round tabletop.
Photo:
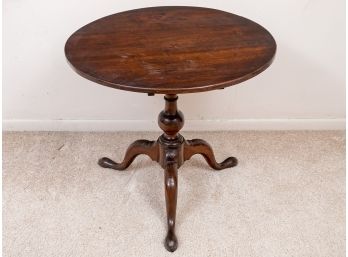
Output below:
[65,6,276,94]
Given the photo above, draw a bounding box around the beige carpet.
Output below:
[3,131,345,257]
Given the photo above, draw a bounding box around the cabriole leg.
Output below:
[164,161,178,252]
[98,139,159,170]
[184,139,238,170]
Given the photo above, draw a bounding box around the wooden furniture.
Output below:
[65,6,276,252]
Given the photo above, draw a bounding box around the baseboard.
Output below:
[3,119,345,131]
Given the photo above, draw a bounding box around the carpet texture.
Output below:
[3,131,345,257]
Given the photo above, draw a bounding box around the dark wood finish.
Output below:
[98,140,159,170]
[98,95,238,251]
[65,6,276,94]
[66,6,276,252]
[184,139,238,170]
[164,162,178,252]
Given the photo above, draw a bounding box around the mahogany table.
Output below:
[65,6,276,252]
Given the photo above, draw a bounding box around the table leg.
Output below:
[98,139,159,170]
[164,162,178,252]
[184,139,238,170]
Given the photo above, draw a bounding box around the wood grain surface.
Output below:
[65,6,276,94]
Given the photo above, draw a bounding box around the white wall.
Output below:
[3,0,346,131]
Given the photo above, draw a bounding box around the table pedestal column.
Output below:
[98,94,238,252]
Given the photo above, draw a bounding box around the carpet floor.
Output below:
[3,131,345,257]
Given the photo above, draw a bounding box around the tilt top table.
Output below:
[65,6,276,252]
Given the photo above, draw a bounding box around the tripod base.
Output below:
[98,95,238,252]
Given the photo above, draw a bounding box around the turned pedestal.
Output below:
[98,95,237,251]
